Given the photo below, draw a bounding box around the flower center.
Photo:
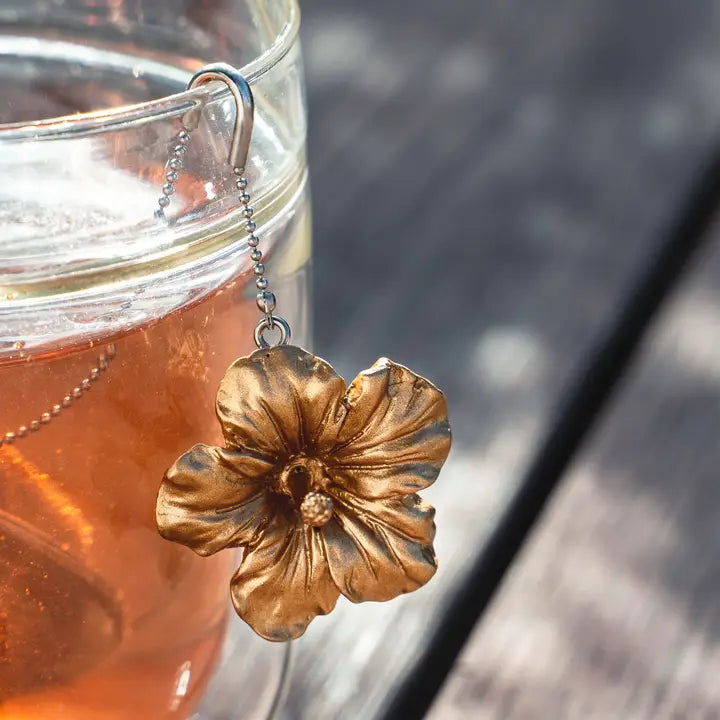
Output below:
[277,456,333,526]
[300,492,334,527]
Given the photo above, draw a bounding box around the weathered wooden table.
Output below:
[282,1,720,717]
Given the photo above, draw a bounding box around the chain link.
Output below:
[231,167,290,348]
[0,344,116,446]
[157,116,290,349]
[155,129,191,216]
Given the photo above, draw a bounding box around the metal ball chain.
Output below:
[156,128,191,216]
[0,344,116,446]
[155,117,290,348]
[232,167,288,347]
[235,165,290,348]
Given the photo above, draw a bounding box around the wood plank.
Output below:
[283,1,720,717]
[429,226,720,720]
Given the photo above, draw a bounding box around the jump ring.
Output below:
[254,315,291,349]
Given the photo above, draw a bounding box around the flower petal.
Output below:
[216,346,347,459]
[157,444,273,556]
[230,510,339,641]
[323,490,437,603]
[328,358,451,498]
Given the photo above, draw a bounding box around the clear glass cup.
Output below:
[0,2,306,718]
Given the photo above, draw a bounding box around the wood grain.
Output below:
[283,1,720,717]
[430,226,720,720]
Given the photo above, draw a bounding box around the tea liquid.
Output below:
[0,276,259,719]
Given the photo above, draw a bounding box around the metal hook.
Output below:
[184,63,255,171]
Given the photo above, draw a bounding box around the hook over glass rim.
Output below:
[0,0,299,140]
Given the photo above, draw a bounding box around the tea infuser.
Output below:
[154,63,451,641]
[0,61,449,643]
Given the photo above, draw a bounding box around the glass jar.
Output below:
[0,2,306,718]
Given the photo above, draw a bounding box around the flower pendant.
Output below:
[156,345,451,641]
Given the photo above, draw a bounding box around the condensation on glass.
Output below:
[0,2,305,718]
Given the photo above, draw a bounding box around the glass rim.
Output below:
[0,0,300,141]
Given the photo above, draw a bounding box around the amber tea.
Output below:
[0,275,272,718]
[0,5,307,714]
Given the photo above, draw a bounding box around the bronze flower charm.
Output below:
[156,345,451,641]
